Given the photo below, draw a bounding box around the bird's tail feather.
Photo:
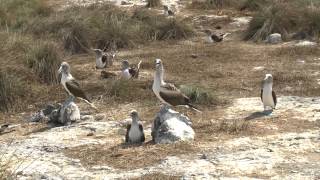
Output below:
[137,60,142,70]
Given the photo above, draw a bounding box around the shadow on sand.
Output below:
[245,110,273,121]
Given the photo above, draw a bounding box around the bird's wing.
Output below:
[129,68,137,78]
[101,55,107,64]
[272,91,277,106]
[159,87,190,106]
[58,72,62,83]
[260,89,263,102]
[139,124,145,142]
[125,124,131,143]
[162,83,179,91]
[211,34,222,42]
[65,80,91,103]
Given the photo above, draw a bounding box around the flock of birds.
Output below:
[57,48,277,144]
[55,4,275,144]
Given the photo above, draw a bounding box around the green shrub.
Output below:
[179,85,221,105]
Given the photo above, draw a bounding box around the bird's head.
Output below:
[121,60,130,69]
[163,5,169,11]
[92,49,103,57]
[58,62,70,74]
[155,59,163,71]
[130,110,139,122]
[264,74,273,83]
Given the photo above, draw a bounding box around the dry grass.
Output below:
[63,142,198,170]
[188,0,244,10]
[146,0,161,8]
[245,1,320,41]
[26,42,61,85]
[0,71,26,112]
[218,119,250,134]
[131,173,181,180]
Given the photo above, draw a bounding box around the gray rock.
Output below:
[151,106,195,144]
[266,33,282,44]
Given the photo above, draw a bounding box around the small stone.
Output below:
[191,54,198,58]
[266,33,282,44]
[87,132,94,136]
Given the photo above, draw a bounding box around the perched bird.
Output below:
[204,29,230,43]
[92,48,116,69]
[120,60,142,79]
[125,110,145,144]
[58,62,96,109]
[93,48,108,69]
[261,74,277,111]
[152,59,200,112]
[163,5,174,16]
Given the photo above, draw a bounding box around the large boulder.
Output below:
[151,106,195,144]
[266,33,282,44]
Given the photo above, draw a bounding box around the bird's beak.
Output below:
[58,66,62,73]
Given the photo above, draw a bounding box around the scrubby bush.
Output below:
[179,85,221,106]
[0,0,52,30]
[26,42,61,85]
[0,72,25,112]
[245,1,320,41]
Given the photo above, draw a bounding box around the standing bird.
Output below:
[93,48,108,69]
[125,110,145,144]
[152,59,200,112]
[93,48,116,69]
[261,74,277,111]
[58,62,96,109]
[120,60,142,79]
[204,29,230,43]
[163,5,174,16]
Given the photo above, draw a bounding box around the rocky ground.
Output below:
[1,0,320,179]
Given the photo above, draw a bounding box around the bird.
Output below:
[152,59,200,112]
[58,62,97,109]
[204,29,230,43]
[163,5,174,16]
[92,48,108,69]
[92,48,116,69]
[125,110,145,144]
[261,74,277,111]
[120,60,142,79]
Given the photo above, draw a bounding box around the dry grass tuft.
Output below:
[0,71,25,112]
[0,0,52,30]
[132,173,181,180]
[240,0,269,11]
[245,1,320,41]
[146,0,162,8]
[26,42,61,85]
[105,79,154,103]
[218,119,250,134]
[188,0,243,10]
[179,85,223,106]
[64,142,198,170]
